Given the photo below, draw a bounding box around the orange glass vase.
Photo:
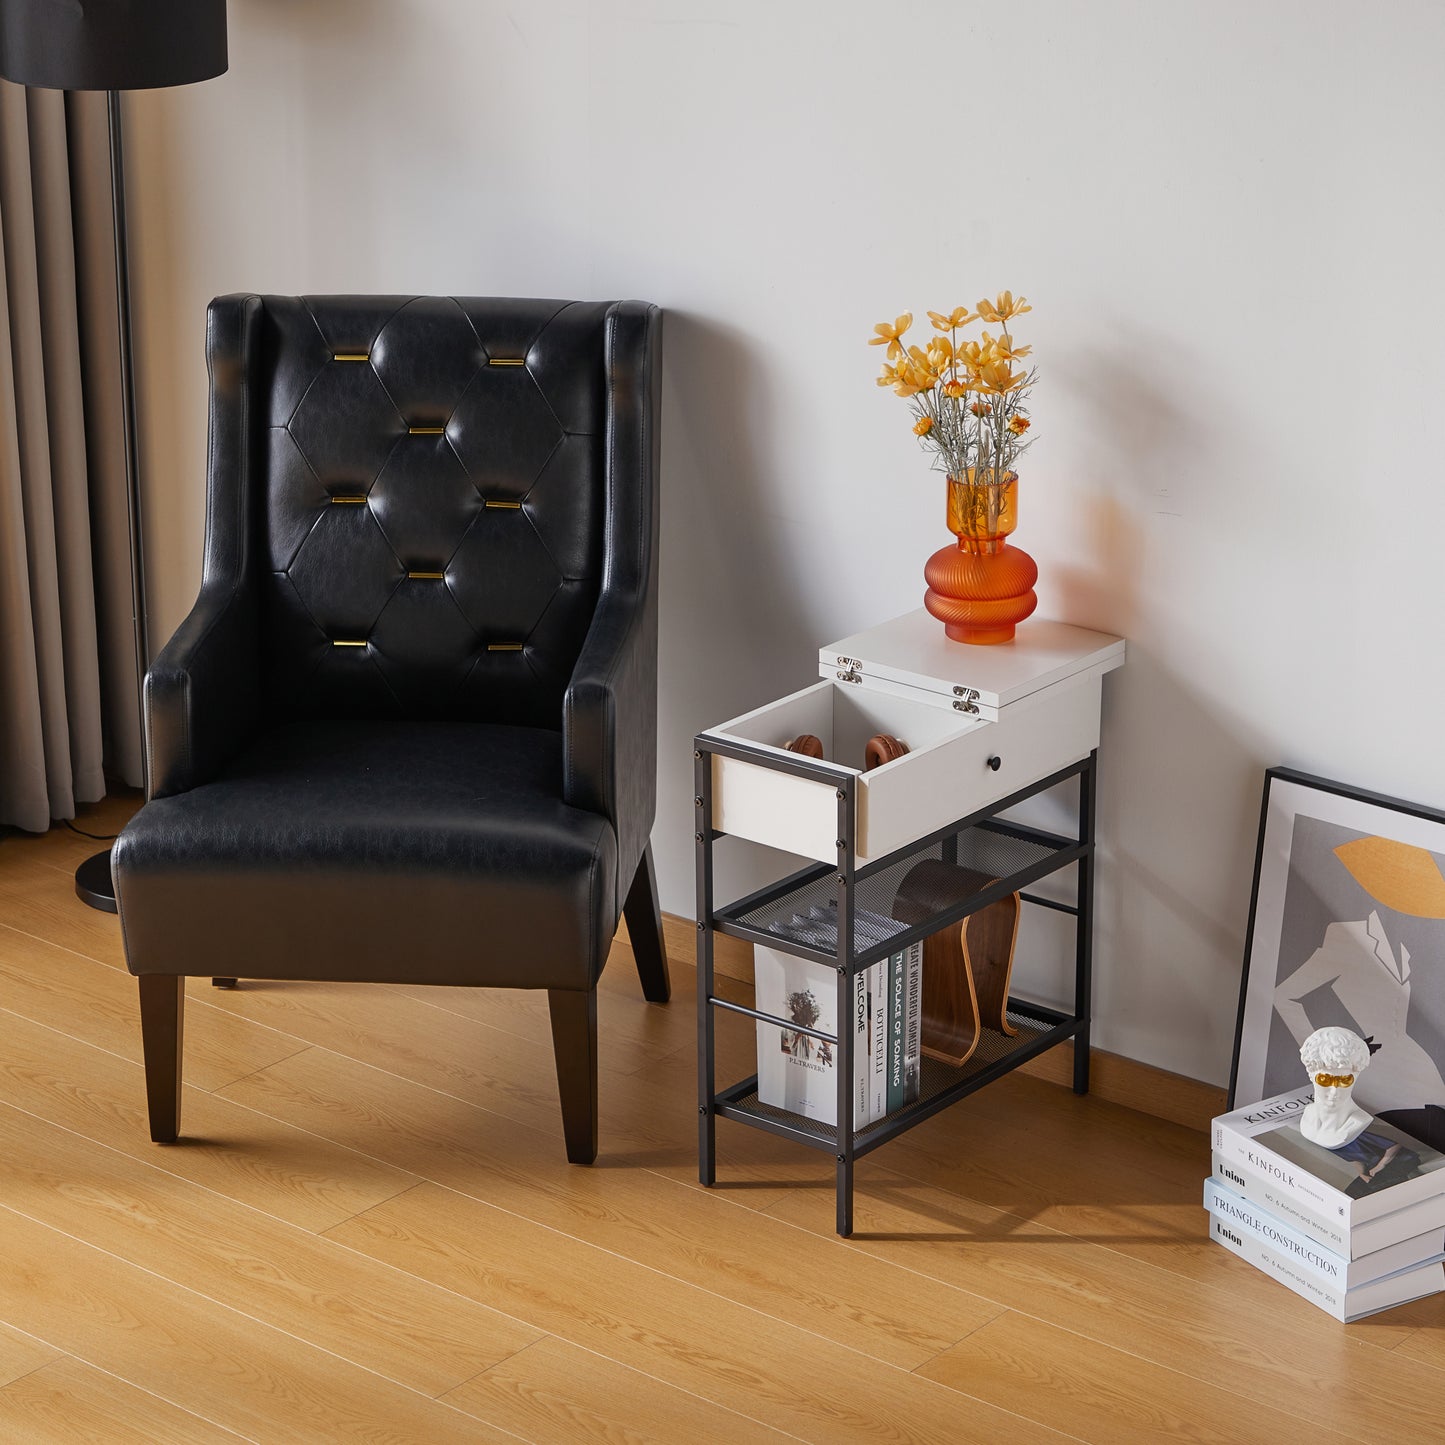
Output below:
[923,470,1038,645]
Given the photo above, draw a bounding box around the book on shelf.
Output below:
[1203,1177,1445,1292]
[906,943,921,1097]
[869,958,887,1121]
[754,937,923,1130]
[1213,1091,1445,1242]
[887,949,905,1117]
[887,943,924,1115]
[754,944,870,1128]
[1207,1202,1445,1323]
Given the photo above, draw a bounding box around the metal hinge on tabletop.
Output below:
[835,655,862,684]
[953,685,981,714]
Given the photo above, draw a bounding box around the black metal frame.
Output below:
[696,734,1100,1237]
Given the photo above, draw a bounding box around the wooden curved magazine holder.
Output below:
[892,859,1021,1067]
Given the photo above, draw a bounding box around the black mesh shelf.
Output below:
[716,817,1082,970]
[715,1002,1076,1157]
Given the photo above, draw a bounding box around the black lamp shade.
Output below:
[0,0,227,91]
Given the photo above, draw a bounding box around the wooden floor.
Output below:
[1,800,1442,1444]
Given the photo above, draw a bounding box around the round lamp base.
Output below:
[75,848,118,913]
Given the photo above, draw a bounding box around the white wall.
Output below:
[126,0,1445,1086]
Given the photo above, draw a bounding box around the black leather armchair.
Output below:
[114,294,667,1163]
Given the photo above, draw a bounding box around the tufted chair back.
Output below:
[255,296,613,728]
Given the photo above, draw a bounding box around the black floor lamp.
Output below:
[0,0,228,911]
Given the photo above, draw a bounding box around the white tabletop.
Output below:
[821,609,1124,710]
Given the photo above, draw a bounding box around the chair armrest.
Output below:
[563,302,662,903]
[564,588,656,858]
[145,578,260,798]
[146,293,266,798]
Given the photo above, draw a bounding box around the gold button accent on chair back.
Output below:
[331,639,369,648]
[407,571,445,581]
[486,643,524,652]
[331,352,370,362]
[329,495,367,505]
[483,499,522,509]
[487,358,526,366]
[407,425,446,436]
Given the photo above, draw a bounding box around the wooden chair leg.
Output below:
[623,844,670,1004]
[548,988,598,1164]
[138,974,184,1143]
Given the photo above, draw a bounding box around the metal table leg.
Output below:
[695,747,716,1185]
[1073,750,1097,1095]
[834,776,856,1237]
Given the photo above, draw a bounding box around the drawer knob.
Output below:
[987,755,1002,772]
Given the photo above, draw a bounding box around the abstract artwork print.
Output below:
[1233,771,1445,1155]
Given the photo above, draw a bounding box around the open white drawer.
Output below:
[704,670,1103,866]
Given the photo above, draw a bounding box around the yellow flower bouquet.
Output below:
[870,293,1035,522]
[869,293,1040,643]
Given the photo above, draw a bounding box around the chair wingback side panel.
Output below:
[253,295,611,727]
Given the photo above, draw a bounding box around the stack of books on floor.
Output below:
[753,909,922,1129]
[1206,1090,1445,1321]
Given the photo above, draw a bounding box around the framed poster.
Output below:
[1230,769,1445,1156]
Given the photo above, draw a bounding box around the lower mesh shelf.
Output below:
[717,1005,1064,1150]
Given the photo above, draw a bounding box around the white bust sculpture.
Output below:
[1298,1026,1373,1149]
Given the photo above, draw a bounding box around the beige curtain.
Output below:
[0,81,141,833]
[0,87,140,838]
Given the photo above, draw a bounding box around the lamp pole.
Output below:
[73,91,150,909]
[108,88,151,740]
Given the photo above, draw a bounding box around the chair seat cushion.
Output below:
[114,720,617,990]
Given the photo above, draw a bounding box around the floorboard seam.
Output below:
[205,1042,320,1097]
[932,1301,1381,1445]
[446,1331,812,1444]
[645,1165,1014,1316]
[0,1093,421,1239]
[0,1198,531,1441]
[917,1301,1012,1366]
[0,1337,259,1443]
[0,1355,64,1397]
